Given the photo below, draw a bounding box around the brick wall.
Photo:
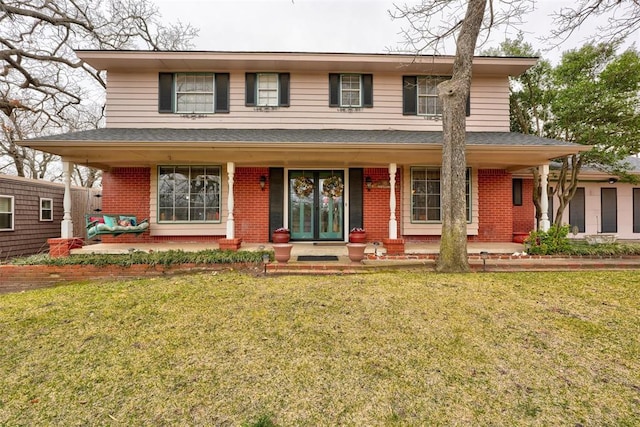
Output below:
[363,168,401,242]
[475,169,513,242]
[0,263,258,293]
[234,167,270,242]
[101,168,152,243]
[513,178,535,233]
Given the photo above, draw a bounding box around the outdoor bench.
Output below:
[85,213,149,239]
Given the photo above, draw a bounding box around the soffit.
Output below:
[77,50,537,76]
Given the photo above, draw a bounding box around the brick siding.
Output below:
[475,169,513,242]
[363,167,401,242]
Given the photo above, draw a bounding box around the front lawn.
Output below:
[1,271,639,425]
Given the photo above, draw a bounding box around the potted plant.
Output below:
[349,227,366,243]
[272,227,290,243]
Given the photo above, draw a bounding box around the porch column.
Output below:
[61,160,74,238]
[539,164,551,232]
[388,163,398,239]
[226,162,235,239]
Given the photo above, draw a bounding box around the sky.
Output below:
[154,0,639,63]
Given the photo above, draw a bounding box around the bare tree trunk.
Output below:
[553,155,582,227]
[436,0,486,273]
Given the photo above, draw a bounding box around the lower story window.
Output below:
[411,167,471,223]
[0,195,14,230]
[158,166,221,222]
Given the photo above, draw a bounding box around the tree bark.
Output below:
[436,0,486,273]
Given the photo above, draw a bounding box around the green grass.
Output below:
[1,271,639,425]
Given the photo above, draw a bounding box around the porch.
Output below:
[71,241,523,259]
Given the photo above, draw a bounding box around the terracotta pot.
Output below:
[349,231,366,243]
[513,232,529,244]
[273,243,293,263]
[346,243,367,262]
[272,232,290,243]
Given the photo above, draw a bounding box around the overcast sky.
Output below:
[154,0,639,63]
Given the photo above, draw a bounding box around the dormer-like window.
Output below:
[158,72,230,114]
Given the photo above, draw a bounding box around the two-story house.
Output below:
[25,50,588,254]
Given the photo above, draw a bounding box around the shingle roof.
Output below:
[30,128,578,147]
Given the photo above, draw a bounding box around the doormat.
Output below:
[297,255,339,262]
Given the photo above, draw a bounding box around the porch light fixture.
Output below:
[259,175,267,191]
[365,176,373,191]
[608,177,618,184]
[480,251,489,272]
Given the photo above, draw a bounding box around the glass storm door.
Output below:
[288,170,344,241]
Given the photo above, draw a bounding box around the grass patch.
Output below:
[1,271,639,425]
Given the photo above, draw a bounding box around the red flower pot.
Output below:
[349,231,366,243]
[272,232,290,243]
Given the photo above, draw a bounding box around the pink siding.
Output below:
[105,72,510,132]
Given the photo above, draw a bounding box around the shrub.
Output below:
[9,249,273,267]
[525,224,571,255]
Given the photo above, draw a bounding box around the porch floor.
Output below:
[71,241,522,258]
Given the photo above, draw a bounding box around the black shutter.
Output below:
[269,168,285,240]
[158,73,174,113]
[278,73,290,107]
[601,188,617,233]
[569,187,585,232]
[466,93,471,117]
[245,73,256,106]
[215,73,230,113]
[512,178,523,206]
[349,168,364,231]
[634,188,640,233]
[329,73,340,107]
[402,76,417,115]
[362,74,373,108]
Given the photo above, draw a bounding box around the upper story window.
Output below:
[417,76,446,116]
[175,73,214,113]
[403,75,470,117]
[158,72,230,114]
[329,73,373,108]
[0,195,14,231]
[411,167,471,223]
[245,73,290,108]
[40,198,53,221]
[158,166,221,223]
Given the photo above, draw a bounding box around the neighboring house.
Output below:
[544,157,640,240]
[0,174,100,258]
[23,50,592,252]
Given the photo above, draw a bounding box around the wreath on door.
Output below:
[322,175,344,198]
[293,176,314,198]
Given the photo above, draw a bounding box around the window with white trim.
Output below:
[40,198,53,221]
[411,167,471,223]
[158,166,221,222]
[417,76,446,116]
[340,74,362,107]
[257,73,279,106]
[175,73,215,113]
[0,196,14,231]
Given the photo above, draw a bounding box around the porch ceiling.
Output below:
[24,128,588,171]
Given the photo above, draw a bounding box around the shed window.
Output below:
[0,196,14,231]
[40,198,53,221]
